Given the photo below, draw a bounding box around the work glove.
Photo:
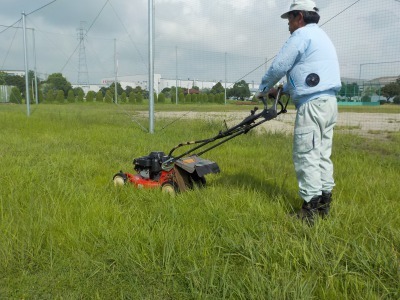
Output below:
[266,88,278,99]
[255,91,266,101]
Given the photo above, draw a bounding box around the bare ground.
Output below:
[141,110,400,137]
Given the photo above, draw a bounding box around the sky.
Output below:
[1,0,399,86]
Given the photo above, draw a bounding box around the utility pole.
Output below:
[22,12,30,116]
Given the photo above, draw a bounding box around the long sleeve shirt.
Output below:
[259,24,341,109]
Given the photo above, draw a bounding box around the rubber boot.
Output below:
[297,195,321,226]
[318,191,332,218]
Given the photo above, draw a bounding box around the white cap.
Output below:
[281,0,319,19]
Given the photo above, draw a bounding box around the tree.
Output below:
[38,90,44,103]
[381,82,400,103]
[178,92,184,104]
[56,90,64,103]
[108,82,124,96]
[95,91,103,102]
[229,80,250,100]
[158,93,166,103]
[45,73,72,96]
[73,87,84,97]
[5,73,25,94]
[99,86,108,96]
[125,85,134,96]
[210,82,225,94]
[104,90,113,103]
[161,87,171,98]
[120,92,127,103]
[129,91,135,104]
[339,82,359,101]
[216,93,225,104]
[77,89,85,102]
[136,93,144,104]
[46,90,55,103]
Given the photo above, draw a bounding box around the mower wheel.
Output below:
[161,181,178,195]
[113,172,127,186]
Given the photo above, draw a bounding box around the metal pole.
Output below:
[358,64,362,99]
[175,46,178,105]
[114,38,118,104]
[148,0,154,133]
[22,12,30,116]
[32,28,38,104]
[224,52,227,105]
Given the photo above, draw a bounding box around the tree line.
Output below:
[339,78,400,104]
[0,71,253,105]
[2,71,399,105]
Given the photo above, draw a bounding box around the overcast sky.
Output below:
[1,0,399,86]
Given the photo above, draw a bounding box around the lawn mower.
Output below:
[113,85,289,194]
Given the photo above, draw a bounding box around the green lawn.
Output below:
[0,103,399,299]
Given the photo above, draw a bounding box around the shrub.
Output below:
[10,87,22,104]
[158,93,165,103]
[67,90,75,103]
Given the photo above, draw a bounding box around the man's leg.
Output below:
[293,101,322,203]
[319,96,338,217]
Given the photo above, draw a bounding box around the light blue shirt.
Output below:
[259,24,341,108]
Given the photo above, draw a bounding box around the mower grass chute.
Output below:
[113,86,288,194]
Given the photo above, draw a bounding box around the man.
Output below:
[257,0,341,223]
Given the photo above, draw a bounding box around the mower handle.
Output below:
[164,85,289,164]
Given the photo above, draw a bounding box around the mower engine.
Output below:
[133,151,168,180]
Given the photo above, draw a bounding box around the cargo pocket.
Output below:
[294,126,315,153]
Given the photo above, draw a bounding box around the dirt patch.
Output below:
[136,110,400,137]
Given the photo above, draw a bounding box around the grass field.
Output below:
[0,103,399,299]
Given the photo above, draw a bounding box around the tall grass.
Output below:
[0,103,399,299]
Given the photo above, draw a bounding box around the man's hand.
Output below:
[256,88,279,101]
[255,91,265,100]
[266,88,278,99]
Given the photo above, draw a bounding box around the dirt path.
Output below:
[144,110,400,137]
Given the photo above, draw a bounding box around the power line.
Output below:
[0,0,57,35]
[26,0,58,16]
[1,20,22,69]
[0,19,22,35]
[320,0,362,27]
[108,1,147,72]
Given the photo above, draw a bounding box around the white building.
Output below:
[99,74,259,93]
